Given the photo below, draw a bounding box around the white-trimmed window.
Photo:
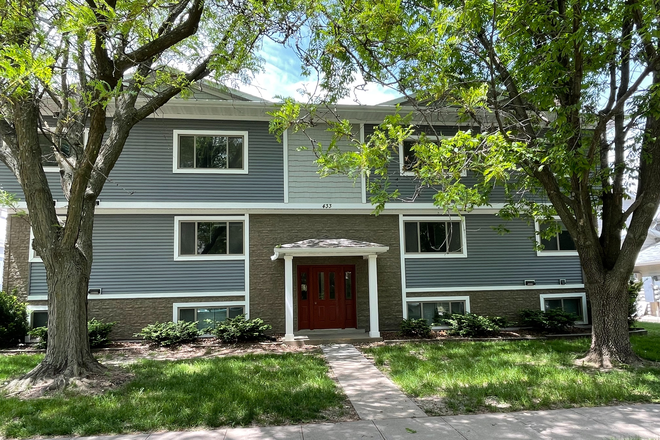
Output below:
[27,305,48,328]
[400,135,465,176]
[174,216,245,260]
[403,217,467,258]
[173,130,248,174]
[540,293,587,324]
[42,129,88,172]
[535,219,577,256]
[407,296,470,324]
[173,302,245,331]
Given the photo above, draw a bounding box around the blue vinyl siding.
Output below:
[0,118,283,203]
[404,214,583,289]
[28,214,245,296]
[364,124,508,204]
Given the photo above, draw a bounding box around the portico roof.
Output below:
[271,239,389,260]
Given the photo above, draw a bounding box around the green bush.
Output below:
[519,308,578,333]
[27,326,48,349]
[488,316,509,328]
[0,290,29,348]
[135,321,201,347]
[27,318,116,349]
[208,315,272,343]
[629,280,643,328]
[444,313,500,337]
[400,318,432,338]
[88,318,116,348]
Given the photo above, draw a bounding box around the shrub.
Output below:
[27,318,117,349]
[88,318,116,348]
[400,318,432,338]
[519,308,578,333]
[444,313,500,337]
[135,321,201,347]
[628,280,643,328]
[208,315,272,343]
[0,290,29,348]
[488,316,509,328]
[27,326,48,349]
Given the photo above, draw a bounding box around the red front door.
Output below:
[298,265,356,330]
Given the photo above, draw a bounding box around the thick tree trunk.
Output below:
[579,278,641,368]
[22,248,104,381]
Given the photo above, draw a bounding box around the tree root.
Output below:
[2,365,133,399]
[575,349,644,369]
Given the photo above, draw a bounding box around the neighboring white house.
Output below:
[0,209,6,291]
[634,209,660,315]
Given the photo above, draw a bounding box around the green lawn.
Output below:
[0,353,346,439]
[362,322,660,415]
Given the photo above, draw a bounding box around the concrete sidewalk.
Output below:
[50,405,660,439]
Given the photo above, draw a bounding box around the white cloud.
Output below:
[237,43,400,106]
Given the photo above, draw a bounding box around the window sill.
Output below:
[174,255,246,261]
[404,253,468,259]
[173,168,248,174]
[536,251,578,257]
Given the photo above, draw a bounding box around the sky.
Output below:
[234,39,400,105]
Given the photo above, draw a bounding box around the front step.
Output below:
[286,328,382,346]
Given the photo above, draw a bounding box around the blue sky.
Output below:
[236,39,400,105]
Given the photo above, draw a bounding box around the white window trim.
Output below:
[402,215,468,259]
[539,292,587,324]
[43,128,88,173]
[26,305,48,342]
[28,229,41,262]
[405,296,471,319]
[534,217,578,257]
[400,135,466,177]
[173,215,247,261]
[172,129,249,174]
[172,301,248,322]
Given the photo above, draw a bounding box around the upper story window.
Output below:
[400,135,465,177]
[536,219,577,256]
[173,130,248,174]
[174,216,246,261]
[41,134,71,171]
[403,217,467,258]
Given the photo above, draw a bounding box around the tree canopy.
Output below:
[272,0,660,366]
[0,0,306,384]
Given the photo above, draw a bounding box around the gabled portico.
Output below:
[271,239,389,341]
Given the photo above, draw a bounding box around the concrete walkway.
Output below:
[321,344,427,420]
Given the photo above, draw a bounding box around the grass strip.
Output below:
[363,322,660,415]
[0,353,344,439]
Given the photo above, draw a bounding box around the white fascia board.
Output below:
[405,284,585,293]
[27,291,246,301]
[15,202,511,215]
[271,246,390,260]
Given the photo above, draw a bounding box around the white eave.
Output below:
[271,239,389,260]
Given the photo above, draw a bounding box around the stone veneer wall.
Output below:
[249,214,403,333]
[408,288,588,323]
[2,215,30,301]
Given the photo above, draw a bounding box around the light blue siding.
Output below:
[364,124,509,204]
[287,126,363,203]
[404,214,583,289]
[1,118,283,203]
[28,214,245,296]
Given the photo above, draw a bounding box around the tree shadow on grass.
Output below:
[0,353,343,438]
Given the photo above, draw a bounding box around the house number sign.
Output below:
[322,204,332,209]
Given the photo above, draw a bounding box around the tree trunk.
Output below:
[22,247,104,381]
[579,277,641,368]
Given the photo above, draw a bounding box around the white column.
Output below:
[368,254,381,338]
[284,255,295,341]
